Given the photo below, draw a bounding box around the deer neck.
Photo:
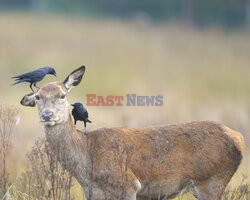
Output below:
[42,113,91,178]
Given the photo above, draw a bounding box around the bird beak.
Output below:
[54,73,57,77]
[71,104,74,106]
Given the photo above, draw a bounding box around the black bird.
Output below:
[71,102,92,135]
[11,66,57,92]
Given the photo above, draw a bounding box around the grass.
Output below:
[0,12,249,199]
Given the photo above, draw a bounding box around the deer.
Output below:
[20,66,244,200]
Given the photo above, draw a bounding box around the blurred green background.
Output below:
[0,0,249,199]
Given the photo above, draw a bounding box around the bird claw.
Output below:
[84,130,87,136]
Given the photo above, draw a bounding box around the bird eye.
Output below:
[60,94,66,99]
[35,95,40,100]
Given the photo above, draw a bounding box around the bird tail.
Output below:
[11,79,26,86]
[11,75,22,79]
[87,119,92,123]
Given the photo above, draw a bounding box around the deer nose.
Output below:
[41,112,53,121]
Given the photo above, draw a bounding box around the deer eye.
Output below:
[60,94,66,99]
[35,95,40,100]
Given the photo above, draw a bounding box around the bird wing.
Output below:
[84,111,89,118]
[12,68,46,80]
[81,106,89,118]
[83,110,91,123]
[82,107,89,118]
[72,108,80,120]
[82,106,88,113]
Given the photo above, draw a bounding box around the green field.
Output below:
[0,12,249,199]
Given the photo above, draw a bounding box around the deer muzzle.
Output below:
[41,112,53,122]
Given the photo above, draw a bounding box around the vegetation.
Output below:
[223,175,250,200]
[0,12,249,199]
[0,0,249,28]
[1,133,249,200]
[0,105,20,200]
[10,138,74,200]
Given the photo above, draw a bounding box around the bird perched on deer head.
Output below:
[11,66,57,92]
[71,102,92,135]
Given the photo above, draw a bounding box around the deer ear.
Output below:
[20,92,37,107]
[63,65,86,91]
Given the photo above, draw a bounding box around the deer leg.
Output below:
[93,169,140,200]
[194,178,226,200]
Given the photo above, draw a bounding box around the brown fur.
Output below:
[75,121,243,199]
[87,121,241,179]
[43,115,244,200]
[20,67,244,200]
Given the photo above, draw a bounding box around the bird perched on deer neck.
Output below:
[71,102,92,135]
[11,66,57,92]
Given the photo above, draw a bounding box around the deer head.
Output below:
[20,66,85,127]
